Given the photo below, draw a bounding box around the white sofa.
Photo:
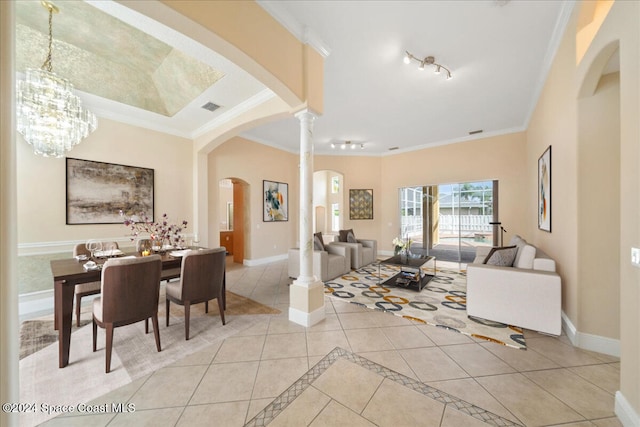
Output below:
[466,235,562,335]
[288,243,351,282]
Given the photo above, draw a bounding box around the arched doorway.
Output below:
[576,42,620,344]
[313,170,344,238]
[219,178,249,264]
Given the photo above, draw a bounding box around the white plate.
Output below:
[94,249,124,257]
[169,250,189,257]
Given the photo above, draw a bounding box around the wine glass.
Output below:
[86,240,102,260]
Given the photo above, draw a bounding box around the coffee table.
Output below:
[378,253,436,291]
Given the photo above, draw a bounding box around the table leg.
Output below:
[54,280,74,368]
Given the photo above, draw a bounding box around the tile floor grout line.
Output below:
[245,347,524,427]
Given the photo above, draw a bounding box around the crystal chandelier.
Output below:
[16,1,97,158]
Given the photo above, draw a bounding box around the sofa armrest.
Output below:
[533,257,556,272]
[358,239,377,254]
[466,263,562,335]
[326,242,351,266]
[288,248,328,279]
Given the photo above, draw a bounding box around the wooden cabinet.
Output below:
[220,231,233,255]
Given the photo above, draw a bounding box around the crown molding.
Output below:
[257,0,331,58]
[523,0,576,129]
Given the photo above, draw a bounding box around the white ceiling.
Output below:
[15,1,573,153]
[243,0,573,156]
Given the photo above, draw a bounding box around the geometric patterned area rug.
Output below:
[324,263,526,350]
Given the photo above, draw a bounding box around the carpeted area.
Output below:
[324,263,526,350]
[18,292,280,427]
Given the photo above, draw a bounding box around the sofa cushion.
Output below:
[313,232,326,251]
[514,244,536,269]
[339,229,357,243]
[484,245,518,266]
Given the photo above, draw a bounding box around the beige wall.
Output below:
[527,0,639,415]
[208,136,298,261]
[378,133,528,254]
[17,118,193,253]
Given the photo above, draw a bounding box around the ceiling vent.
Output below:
[468,129,483,135]
[201,102,221,112]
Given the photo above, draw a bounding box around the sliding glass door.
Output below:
[399,180,496,262]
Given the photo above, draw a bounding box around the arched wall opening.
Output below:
[576,42,621,343]
[217,177,249,264]
[313,170,344,238]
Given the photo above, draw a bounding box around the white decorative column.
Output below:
[289,109,325,327]
[1,1,19,426]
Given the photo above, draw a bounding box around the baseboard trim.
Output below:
[243,253,288,266]
[615,391,640,427]
[561,311,620,357]
[288,305,325,327]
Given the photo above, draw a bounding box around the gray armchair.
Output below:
[288,243,351,282]
[330,229,377,269]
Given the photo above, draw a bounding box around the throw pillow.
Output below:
[339,229,355,242]
[346,230,357,243]
[483,245,518,267]
[313,232,326,251]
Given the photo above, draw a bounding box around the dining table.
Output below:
[50,250,193,368]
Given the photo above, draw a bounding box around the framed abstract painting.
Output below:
[349,189,373,220]
[538,145,551,232]
[263,180,288,221]
[66,158,154,224]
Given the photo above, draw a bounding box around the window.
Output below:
[332,203,340,231]
[331,176,339,194]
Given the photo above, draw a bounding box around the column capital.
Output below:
[294,108,318,122]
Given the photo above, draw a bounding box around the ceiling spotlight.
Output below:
[330,140,365,151]
[403,51,452,80]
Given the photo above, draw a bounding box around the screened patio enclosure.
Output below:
[398,180,498,263]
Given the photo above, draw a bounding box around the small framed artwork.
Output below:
[538,145,551,232]
[66,158,154,224]
[263,180,288,222]
[349,189,373,220]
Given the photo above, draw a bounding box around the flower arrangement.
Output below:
[120,211,188,248]
[392,236,412,255]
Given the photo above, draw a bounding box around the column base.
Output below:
[289,278,325,327]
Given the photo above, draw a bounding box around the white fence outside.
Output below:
[401,215,493,238]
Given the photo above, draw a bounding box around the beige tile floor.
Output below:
[43,258,622,427]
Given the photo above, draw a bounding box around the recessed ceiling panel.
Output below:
[16,0,224,117]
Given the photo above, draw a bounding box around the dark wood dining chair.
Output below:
[165,247,226,340]
[92,255,162,373]
[73,241,119,327]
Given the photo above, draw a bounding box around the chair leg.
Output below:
[205,300,209,313]
[152,314,161,352]
[92,318,97,352]
[184,302,190,340]
[75,294,82,327]
[105,324,114,373]
[166,299,170,327]
[217,297,226,325]
[145,318,149,334]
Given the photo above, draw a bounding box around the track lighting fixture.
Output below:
[330,141,364,150]
[403,51,452,80]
